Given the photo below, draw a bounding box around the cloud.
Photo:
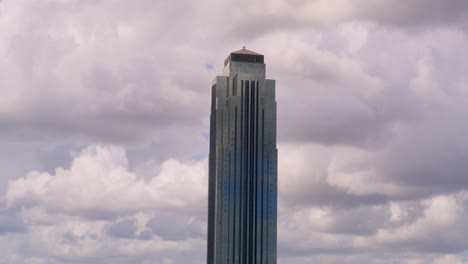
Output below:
[0,0,210,144]
[277,191,468,263]
[433,255,468,264]
[375,194,468,253]
[277,138,468,259]
[4,145,208,220]
[1,144,207,263]
[272,25,468,208]
[0,209,26,234]
[1,0,468,263]
[20,221,205,264]
[231,0,468,35]
[146,213,205,241]
[106,218,138,239]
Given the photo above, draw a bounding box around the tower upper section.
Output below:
[222,47,266,78]
[224,47,264,65]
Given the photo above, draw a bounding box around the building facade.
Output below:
[207,48,277,264]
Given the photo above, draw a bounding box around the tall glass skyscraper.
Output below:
[207,48,277,264]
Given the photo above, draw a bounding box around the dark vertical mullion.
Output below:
[239,81,244,264]
[261,108,265,264]
[233,107,238,264]
[255,81,259,262]
[253,81,256,262]
[231,77,238,264]
[266,143,270,262]
[247,81,253,264]
[207,85,217,264]
[227,149,232,261]
[247,82,250,264]
[249,80,255,264]
[226,104,232,262]
[228,102,233,262]
[243,81,249,264]
[246,81,253,264]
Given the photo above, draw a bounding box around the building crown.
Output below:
[224,47,264,66]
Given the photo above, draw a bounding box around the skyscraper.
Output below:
[207,48,277,264]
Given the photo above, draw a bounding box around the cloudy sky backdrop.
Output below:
[2,0,468,263]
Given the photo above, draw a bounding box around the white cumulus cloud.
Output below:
[5,145,207,220]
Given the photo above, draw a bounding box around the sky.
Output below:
[1,0,468,263]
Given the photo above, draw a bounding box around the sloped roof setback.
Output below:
[232,47,263,56]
